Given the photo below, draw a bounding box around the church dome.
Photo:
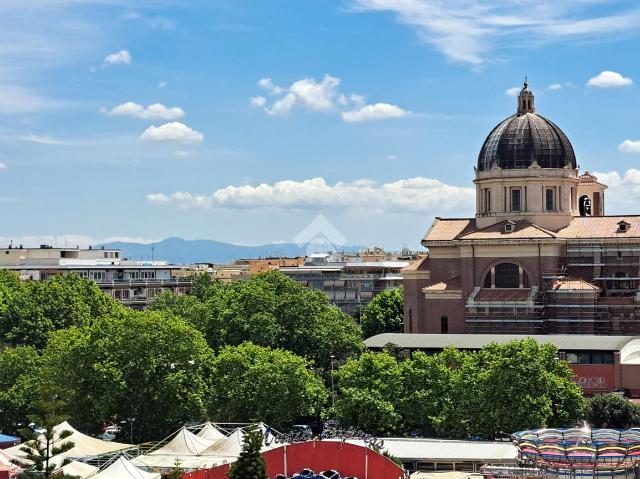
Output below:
[477,82,576,172]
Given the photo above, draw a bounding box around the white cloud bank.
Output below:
[505,87,520,97]
[107,102,185,120]
[0,162,7,170]
[619,140,640,153]
[103,49,132,66]
[342,103,411,122]
[146,176,474,213]
[252,75,409,122]
[349,0,640,65]
[593,169,640,212]
[587,71,633,88]
[140,122,203,143]
[0,84,58,114]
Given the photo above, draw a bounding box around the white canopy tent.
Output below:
[52,460,99,478]
[4,421,130,460]
[149,427,213,456]
[92,457,161,479]
[197,422,226,443]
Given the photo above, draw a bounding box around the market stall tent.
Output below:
[92,457,160,479]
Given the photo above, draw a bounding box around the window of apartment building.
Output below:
[140,271,156,279]
[545,188,554,211]
[510,188,521,212]
[90,271,105,281]
[440,316,448,334]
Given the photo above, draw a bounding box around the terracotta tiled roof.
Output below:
[423,276,462,292]
[402,256,430,272]
[557,216,640,238]
[423,218,475,242]
[550,278,599,291]
[474,288,532,302]
[458,220,556,240]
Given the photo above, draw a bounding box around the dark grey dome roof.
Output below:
[477,83,576,172]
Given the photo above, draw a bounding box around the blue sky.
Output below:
[2,0,640,251]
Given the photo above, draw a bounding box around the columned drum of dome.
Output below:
[512,428,640,479]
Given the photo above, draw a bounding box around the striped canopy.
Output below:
[513,428,640,471]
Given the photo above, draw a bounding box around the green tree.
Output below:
[359,288,404,338]
[0,345,42,433]
[209,343,328,429]
[152,270,363,369]
[227,424,267,479]
[588,393,640,428]
[334,352,403,435]
[470,340,586,438]
[41,309,215,441]
[18,393,75,478]
[0,273,120,349]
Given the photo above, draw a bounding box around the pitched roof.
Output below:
[551,278,599,291]
[402,256,430,272]
[557,216,640,238]
[423,276,462,292]
[458,220,556,240]
[474,288,531,302]
[423,218,475,242]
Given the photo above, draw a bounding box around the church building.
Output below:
[404,82,640,336]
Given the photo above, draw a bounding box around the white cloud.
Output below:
[264,75,341,116]
[140,122,203,143]
[342,103,411,122]
[254,75,410,122]
[0,162,6,170]
[619,140,640,153]
[158,80,167,89]
[146,176,475,213]
[548,83,562,90]
[250,96,266,107]
[103,49,132,66]
[587,71,633,88]
[592,169,640,213]
[349,1,640,65]
[505,87,520,97]
[18,133,68,145]
[107,102,185,120]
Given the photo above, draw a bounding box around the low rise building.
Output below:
[0,245,193,308]
[280,251,409,315]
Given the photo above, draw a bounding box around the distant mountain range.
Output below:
[99,237,359,264]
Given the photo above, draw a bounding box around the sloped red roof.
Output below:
[474,288,532,302]
[551,278,600,291]
[557,216,640,238]
[423,276,462,292]
[402,256,430,272]
[458,220,556,240]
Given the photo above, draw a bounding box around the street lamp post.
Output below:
[330,354,336,409]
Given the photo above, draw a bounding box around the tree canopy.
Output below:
[0,345,42,433]
[334,339,587,438]
[0,272,120,349]
[209,343,328,429]
[41,310,216,441]
[151,270,363,369]
[359,288,404,338]
[588,393,640,429]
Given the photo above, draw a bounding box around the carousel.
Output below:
[512,427,640,479]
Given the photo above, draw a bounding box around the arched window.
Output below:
[579,195,592,216]
[483,263,530,289]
